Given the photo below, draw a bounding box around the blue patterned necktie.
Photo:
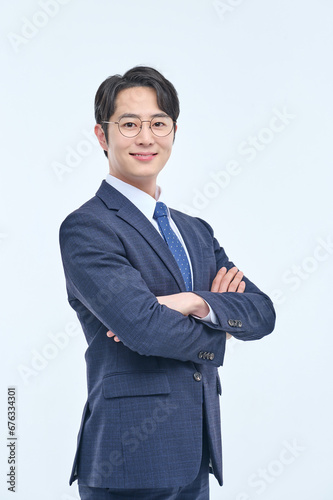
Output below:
[153,202,192,292]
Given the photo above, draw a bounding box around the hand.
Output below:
[156,292,209,318]
[211,267,246,339]
[211,266,246,294]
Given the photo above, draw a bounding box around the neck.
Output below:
[133,179,157,199]
[109,173,157,199]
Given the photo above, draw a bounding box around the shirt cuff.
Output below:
[191,300,218,325]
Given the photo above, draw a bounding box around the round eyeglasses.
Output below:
[102,116,176,138]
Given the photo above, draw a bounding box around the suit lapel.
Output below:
[96,181,186,292]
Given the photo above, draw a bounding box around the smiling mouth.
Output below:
[130,153,157,157]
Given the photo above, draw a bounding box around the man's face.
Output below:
[96,86,176,195]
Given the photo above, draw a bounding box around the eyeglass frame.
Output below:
[101,115,177,138]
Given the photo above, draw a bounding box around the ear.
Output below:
[94,124,108,152]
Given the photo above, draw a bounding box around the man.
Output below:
[59,66,276,500]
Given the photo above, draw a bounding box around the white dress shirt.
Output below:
[105,174,217,324]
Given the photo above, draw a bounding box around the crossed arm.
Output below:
[108,266,245,342]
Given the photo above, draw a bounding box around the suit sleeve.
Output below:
[192,218,276,340]
[59,211,227,366]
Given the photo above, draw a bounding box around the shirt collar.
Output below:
[106,174,169,220]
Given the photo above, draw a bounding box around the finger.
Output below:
[107,331,121,343]
[226,333,232,339]
[211,267,227,292]
[217,266,239,293]
[227,271,244,292]
[237,281,246,293]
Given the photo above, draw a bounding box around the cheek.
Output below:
[164,148,172,161]
[160,139,173,156]
[165,145,173,160]
[108,131,130,149]
[109,141,129,160]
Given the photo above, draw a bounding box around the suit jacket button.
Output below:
[209,353,215,360]
[237,320,242,327]
[228,319,235,327]
[203,352,208,359]
[198,351,204,359]
[193,372,202,382]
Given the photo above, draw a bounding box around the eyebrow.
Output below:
[117,112,169,120]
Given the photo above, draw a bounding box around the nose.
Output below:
[135,121,155,144]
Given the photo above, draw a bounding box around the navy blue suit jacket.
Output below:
[59,180,275,489]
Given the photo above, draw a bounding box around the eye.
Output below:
[122,121,138,128]
[119,117,141,129]
[152,121,167,128]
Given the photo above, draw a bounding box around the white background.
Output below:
[1,1,332,499]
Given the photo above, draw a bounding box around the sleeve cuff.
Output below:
[191,299,218,325]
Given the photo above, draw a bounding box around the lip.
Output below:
[129,152,157,161]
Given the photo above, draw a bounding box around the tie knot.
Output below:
[153,202,168,219]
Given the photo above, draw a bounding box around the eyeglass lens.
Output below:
[118,116,174,137]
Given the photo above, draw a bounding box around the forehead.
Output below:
[113,86,161,117]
